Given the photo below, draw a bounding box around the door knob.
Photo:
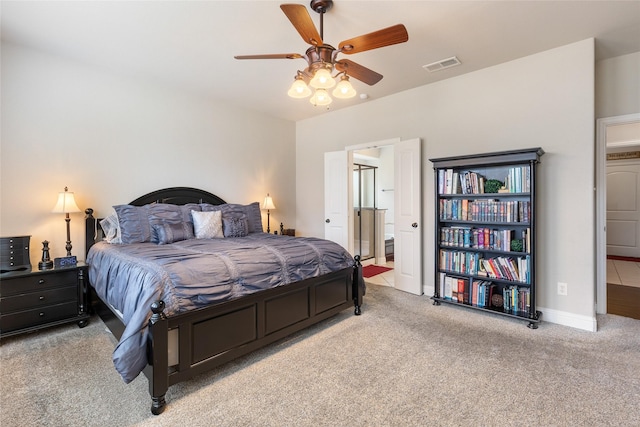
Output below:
[412,222,418,228]
[326,219,331,223]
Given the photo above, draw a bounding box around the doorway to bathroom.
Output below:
[353,163,377,261]
[353,151,396,288]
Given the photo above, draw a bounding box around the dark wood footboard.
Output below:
[143,264,362,414]
[89,260,362,415]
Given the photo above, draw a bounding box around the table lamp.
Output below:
[262,194,276,233]
[52,186,81,258]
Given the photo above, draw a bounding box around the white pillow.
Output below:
[100,210,122,244]
[191,210,223,239]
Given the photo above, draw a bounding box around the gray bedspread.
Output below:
[87,233,354,383]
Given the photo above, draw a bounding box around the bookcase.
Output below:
[430,148,544,328]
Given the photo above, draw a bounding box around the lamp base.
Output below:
[38,260,54,270]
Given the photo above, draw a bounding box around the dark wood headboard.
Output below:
[85,187,227,257]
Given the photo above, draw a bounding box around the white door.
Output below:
[607,162,640,257]
[324,151,353,253]
[394,138,422,295]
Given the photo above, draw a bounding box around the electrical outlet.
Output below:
[557,282,568,296]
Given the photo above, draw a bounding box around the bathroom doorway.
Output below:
[353,163,378,261]
[353,146,395,267]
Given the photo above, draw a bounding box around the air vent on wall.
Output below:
[422,56,461,73]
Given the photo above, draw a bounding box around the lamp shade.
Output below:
[309,67,336,89]
[309,88,332,106]
[288,76,312,98]
[262,194,276,210]
[332,75,357,99]
[52,187,81,213]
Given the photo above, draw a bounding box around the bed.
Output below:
[85,187,365,415]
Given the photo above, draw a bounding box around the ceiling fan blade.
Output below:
[338,24,408,54]
[234,53,304,60]
[335,59,383,86]
[280,4,323,46]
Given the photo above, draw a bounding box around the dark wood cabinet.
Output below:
[0,263,90,338]
[430,148,544,328]
[0,236,31,272]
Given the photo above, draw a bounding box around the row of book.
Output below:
[438,274,531,314]
[502,284,531,314]
[439,199,530,223]
[440,226,530,253]
[504,166,531,193]
[438,166,531,195]
[439,249,531,283]
[438,169,485,195]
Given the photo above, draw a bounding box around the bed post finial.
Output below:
[85,208,96,259]
[150,300,166,323]
[353,255,364,315]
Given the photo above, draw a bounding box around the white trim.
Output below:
[607,139,640,148]
[596,113,640,315]
[345,138,401,152]
[538,306,597,332]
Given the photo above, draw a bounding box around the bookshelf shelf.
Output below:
[439,192,531,199]
[430,148,544,328]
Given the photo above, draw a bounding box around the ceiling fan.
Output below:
[234,0,409,106]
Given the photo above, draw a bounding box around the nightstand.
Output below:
[0,262,90,338]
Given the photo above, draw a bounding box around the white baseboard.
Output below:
[537,306,597,332]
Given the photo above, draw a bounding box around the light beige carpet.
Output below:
[1,283,639,426]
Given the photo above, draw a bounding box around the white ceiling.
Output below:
[2,1,639,122]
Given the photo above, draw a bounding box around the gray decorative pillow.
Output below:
[114,203,193,244]
[219,203,263,234]
[147,204,188,243]
[113,205,152,244]
[152,222,195,245]
[200,203,223,213]
[243,202,263,233]
[222,213,249,237]
[191,210,224,239]
[200,202,263,233]
[180,203,201,223]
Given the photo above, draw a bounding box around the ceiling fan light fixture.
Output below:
[310,88,332,106]
[309,67,336,89]
[332,75,356,99]
[288,75,312,98]
[234,1,409,109]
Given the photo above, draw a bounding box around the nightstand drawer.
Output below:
[0,285,77,313]
[0,270,77,296]
[0,301,78,333]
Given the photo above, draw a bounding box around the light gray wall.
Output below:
[296,39,596,330]
[0,42,297,262]
[596,52,640,119]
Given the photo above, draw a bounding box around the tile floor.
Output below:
[362,258,395,287]
[607,259,640,288]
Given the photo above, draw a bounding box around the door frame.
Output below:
[596,113,640,314]
[345,138,423,295]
